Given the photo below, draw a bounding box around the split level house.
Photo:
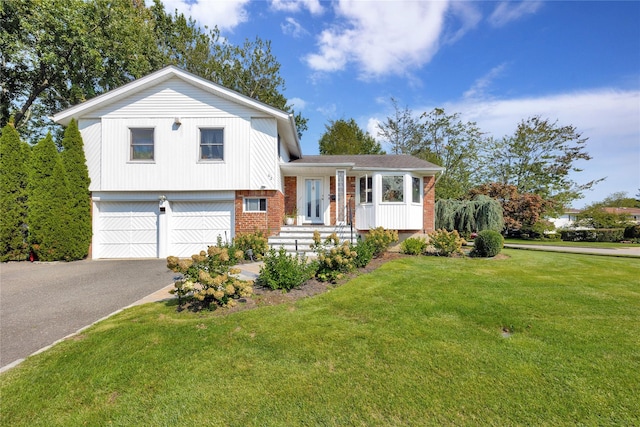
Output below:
[53,66,444,259]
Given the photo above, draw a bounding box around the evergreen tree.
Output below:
[0,121,30,261]
[27,133,74,261]
[60,119,91,259]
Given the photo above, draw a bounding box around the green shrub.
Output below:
[366,227,398,257]
[234,230,269,260]
[471,230,504,257]
[561,229,625,243]
[352,238,374,268]
[311,231,358,282]
[623,225,640,239]
[428,229,465,257]
[258,247,316,291]
[166,242,251,311]
[400,237,427,255]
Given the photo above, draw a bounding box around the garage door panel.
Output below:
[96,202,158,259]
[169,201,233,257]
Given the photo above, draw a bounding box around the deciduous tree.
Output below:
[468,183,552,235]
[483,116,603,206]
[319,119,384,155]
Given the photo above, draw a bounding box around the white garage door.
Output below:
[96,202,158,258]
[169,201,233,257]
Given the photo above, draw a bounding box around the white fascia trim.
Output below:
[52,66,293,126]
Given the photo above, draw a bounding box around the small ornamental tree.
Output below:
[27,134,74,261]
[60,119,92,259]
[435,196,503,236]
[0,121,30,261]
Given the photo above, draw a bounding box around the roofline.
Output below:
[281,163,444,173]
[51,66,292,125]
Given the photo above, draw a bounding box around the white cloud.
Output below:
[288,97,307,111]
[270,0,324,15]
[305,0,450,78]
[159,0,250,31]
[463,63,508,100]
[488,1,543,28]
[281,17,308,38]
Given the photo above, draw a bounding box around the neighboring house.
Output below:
[602,207,640,224]
[549,208,582,229]
[53,66,443,259]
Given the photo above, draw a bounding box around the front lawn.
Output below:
[504,238,640,249]
[1,250,639,425]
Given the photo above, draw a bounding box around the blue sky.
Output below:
[160,0,639,208]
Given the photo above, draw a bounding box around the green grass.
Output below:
[2,250,639,426]
[504,238,640,249]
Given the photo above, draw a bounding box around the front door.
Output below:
[305,178,323,223]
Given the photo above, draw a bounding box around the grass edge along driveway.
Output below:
[1,249,639,426]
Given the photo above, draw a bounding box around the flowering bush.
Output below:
[366,227,398,257]
[234,230,269,260]
[428,229,465,257]
[311,231,358,282]
[258,247,317,291]
[166,242,251,310]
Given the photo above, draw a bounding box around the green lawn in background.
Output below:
[1,249,639,426]
[504,238,640,249]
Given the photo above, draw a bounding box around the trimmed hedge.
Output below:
[472,230,504,258]
[561,229,625,243]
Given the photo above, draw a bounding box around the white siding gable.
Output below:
[85,77,280,192]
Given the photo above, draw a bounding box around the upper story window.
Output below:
[359,176,372,204]
[382,175,404,202]
[200,128,224,161]
[130,128,154,161]
[412,177,421,203]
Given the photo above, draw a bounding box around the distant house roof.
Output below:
[286,155,444,173]
[602,207,640,216]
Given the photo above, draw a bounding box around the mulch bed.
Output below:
[203,252,406,316]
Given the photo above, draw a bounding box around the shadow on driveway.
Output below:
[0,259,176,371]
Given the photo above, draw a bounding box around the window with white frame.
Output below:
[244,198,267,212]
[200,128,224,160]
[359,176,372,204]
[130,128,154,161]
[412,177,421,203]
[382,175,404,202]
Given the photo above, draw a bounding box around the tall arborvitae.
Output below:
[27,133,74,261]
[0,121,30,261]
[60,119,91,259]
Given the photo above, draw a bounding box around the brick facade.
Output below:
[422,175,436,233]
[235,190,284,237]
[284,176,297,222]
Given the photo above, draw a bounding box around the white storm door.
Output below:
[305,179,323,223]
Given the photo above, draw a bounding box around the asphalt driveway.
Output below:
[0,259,176,371]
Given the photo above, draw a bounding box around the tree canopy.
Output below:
[377,102,485,199]
[1,0,306,141]
[483,116,602,206]
[319,118,384,155]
